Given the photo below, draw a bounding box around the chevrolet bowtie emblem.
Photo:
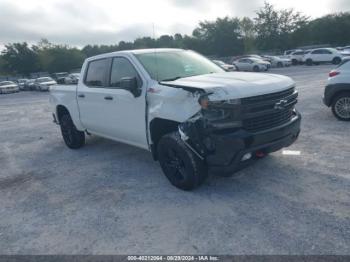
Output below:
[274,99,288,110]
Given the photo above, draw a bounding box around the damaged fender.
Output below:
[147,82,241,161]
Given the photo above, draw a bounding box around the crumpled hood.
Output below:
[162,72,295,100]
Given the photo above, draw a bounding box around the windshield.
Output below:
[0,81,13,86]
[134,50,224,82]
[250,58,264,62]
[55,73,68,77]
[37,77,53,82]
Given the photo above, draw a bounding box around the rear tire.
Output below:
[253,65,260,72]
[60,114,85,149]
[306,59,313,66]
[331,92,350,121]
[292,59,298,65]
[157,132,208,191]
[332,57,341,65]
[277,62,283,68]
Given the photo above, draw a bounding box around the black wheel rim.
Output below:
[335,97,350,119]
[61,118,74,145]
[163,148,186,182]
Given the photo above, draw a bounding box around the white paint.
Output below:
[50,49,297,152]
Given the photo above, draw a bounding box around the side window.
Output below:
[85,59,109,87]
[312,50,322,54]
[109,57,141,89]
[323,49,332,54]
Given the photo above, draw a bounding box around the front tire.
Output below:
[277,62,283,68]
[60,114,85,149]
[306,59,313,66]
[253,65,260,72]
[331,93,350,121]
[157,132,208,191]
[332,57,341,65]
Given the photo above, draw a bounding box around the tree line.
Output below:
[1,2,350,76]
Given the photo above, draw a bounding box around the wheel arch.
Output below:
[331,90,350,105]
[149,118,181,160]
[56,105,71,124]
[325,84,350,106]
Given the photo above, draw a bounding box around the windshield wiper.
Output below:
[161,76,183,82]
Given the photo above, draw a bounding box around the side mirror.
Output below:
[120,77,140,97]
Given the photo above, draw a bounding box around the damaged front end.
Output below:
[177,89,301,174]
[178,95,246,168]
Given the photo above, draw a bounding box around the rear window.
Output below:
[85,59,109,87]
[37,77,53,82]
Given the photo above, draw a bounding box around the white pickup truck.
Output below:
[50,48,301,190]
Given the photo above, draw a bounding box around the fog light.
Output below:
[241,153,252,162]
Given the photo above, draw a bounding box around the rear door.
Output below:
[321,49,334,62]
[311,49,322,62]
[238,59,250,70]
[76,58,111,135]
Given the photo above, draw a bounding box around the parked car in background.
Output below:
[340,47,350,57]
[35,77,57,91]
[212,60,236,71]
[289,50,309,65]
[52,72,69,84]
[323,57,350,121]
[64,73,80,84]
[17,79,29,90]
[0,81,19,94]
[302,48,342,66]
[25,79,36,90]
[263,56,292,68]
[284,49,303,56]
[232,55,271,69]
[233,57,269,72]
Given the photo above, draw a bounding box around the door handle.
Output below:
[104,96,113,100]
[78,94,85,98]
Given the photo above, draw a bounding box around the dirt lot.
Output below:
[0,65,349,254]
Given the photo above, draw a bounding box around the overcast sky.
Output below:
[0,0,349,48]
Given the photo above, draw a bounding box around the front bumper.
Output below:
[206,111,301,174]
[0,88,19,94]
[39,85,50,91]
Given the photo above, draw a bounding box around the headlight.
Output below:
[201,98,242,129]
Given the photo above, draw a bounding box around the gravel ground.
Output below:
[0,65,349,255]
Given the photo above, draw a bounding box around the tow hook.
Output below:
[255,151,266,158]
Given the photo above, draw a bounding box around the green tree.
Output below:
[293,12,350,47]
[0,56,6,75]
[134,37,157,49]
[37,42,86,73]
[240,17,256,53]
[254,2,308,51]
[192,17,243,56]
[1,42,40,75]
